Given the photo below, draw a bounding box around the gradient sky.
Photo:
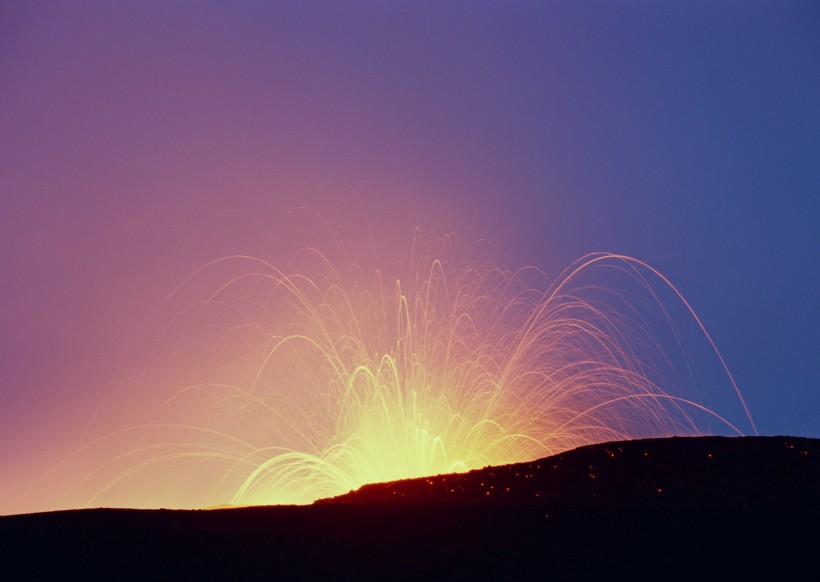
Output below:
[2,1,818,514]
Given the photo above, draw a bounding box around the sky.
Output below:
[1,1,818,514]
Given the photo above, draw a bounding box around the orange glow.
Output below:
[39,232,755,509]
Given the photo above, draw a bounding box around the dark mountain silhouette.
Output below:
[319,435,820,510]
[2,436,818,580]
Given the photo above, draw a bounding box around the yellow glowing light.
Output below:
[56,233,755,509]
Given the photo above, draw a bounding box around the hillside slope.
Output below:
[319,435,820,510]
[2,436,817,580]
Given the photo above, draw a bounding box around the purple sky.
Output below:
[1,1,818,513]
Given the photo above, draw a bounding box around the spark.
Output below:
[59,233,755,509]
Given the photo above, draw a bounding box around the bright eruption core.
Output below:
[66,233,754,508]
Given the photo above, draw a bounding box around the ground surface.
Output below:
[2,436,818,580]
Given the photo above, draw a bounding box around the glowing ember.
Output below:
[66,234,755,508]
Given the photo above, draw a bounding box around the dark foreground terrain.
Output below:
[2,436,818,580]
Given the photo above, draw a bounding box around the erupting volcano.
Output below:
[59,231,756,509]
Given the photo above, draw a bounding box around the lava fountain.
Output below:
[68,231,755,509]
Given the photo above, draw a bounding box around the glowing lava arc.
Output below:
[80,239,756,509]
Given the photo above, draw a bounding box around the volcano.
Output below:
[2,436,817,579]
